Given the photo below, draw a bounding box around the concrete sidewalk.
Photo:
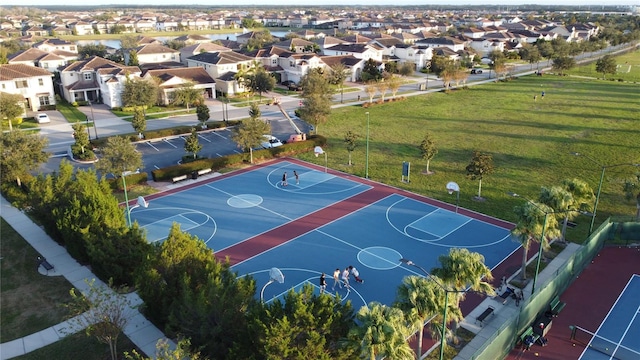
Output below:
[0,196,173,359]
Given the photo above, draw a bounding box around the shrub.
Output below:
[72,101,79,107]
[107,172,148,191]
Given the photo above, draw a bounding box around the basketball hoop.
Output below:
[446,181,460,213]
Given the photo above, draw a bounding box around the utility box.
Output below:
[419,83,426,91]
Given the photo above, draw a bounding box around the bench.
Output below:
[549,295,566,316]
[37,256,54,274]
[197,168,212,176]
[519,327,540,350]
[172,174,188,183]
[475,305,495,326]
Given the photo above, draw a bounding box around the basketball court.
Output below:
[130,159,519,308]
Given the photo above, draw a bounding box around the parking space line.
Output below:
[163,139,178,148]
[197,134,212,142]
[211,131,227,139]
[154,165,160,169]
[145,141,160,151]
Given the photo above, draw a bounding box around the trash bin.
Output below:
[192,170,199,180]
[419,83,426,91]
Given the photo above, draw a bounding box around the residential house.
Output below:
[50,26,73,36]
[174,34,211,45]
[155,18,179,32]
[320,55,365,82]
[59,56,141,108]
[179,42,231,65]
[186,51,254,96]
[33,38,78,54]
[321,43,383,63]
[135,20,155,33]
[272,38,316,53]
[142,67,216,104]
[0,63,55,112]
[68,21,94,35]
[396,44,433,71]
[126,43,180,65]
[7,48,76,72]
[416,36,467,52]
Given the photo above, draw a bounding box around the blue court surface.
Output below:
[131,160,520,308]
[579,275,640,360]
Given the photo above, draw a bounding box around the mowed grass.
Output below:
[567,48,640,82]
[299,74,639,242]
[0,219,74,342]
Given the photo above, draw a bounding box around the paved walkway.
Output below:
[0,196,173,359]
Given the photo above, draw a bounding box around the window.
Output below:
[39,78,44,86]
[83,73,92,81]
[15,80,28,88]
[39,95,50,106]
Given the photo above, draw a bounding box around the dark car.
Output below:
[282,80,301,91]
[471,68,483,74]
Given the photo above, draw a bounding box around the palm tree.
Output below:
[395,275,444,358]
[348,302,415,360]
[540,179,594,241]
[511,201,561,281]
[431,248,495,348]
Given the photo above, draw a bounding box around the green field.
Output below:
[568,48,640,82]
[299,74,639,242]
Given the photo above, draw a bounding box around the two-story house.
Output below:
[125,44,180,66]
[186,51,254,96]
[0,63,55,112]
[179,42,231,65]
[7,48,75,73]
[59,56,141,108]
[141,67,216,105]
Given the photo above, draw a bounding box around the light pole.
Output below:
[314,146,327,173]
[365,111,370,179]
[446,181,460,213]
[571,153,640,234]
[399,258,465,360]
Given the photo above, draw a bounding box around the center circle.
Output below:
[228,194,263,208]
[357,247,403,270]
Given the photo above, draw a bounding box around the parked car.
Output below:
[36,113,51,124]
[471,68,483,74]
[260,135,283,149]
[282,80,301,91]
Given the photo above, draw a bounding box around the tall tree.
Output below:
[519,44,542,70]
[131,108,146,139]
[65,279,135,360]
[540,179,594,241]
[344,130,359,166]
[387,75,402,98]
[395,275,444,358]
[196,103,210,128]
[536,41,555,65]
[0,129,49,186]
[595,55,617,79]
[135,223,257,360]
[0,92,25,131]
[364,82,377,103]
[95,136,143,177]
[184,128,202,159]
[398,62,415,77]
[78,44,107,59]
[119,34,138,50]
[329,62,348,103]
[231,103,270,164]
[251,284,356,360]
[125,339,204,360]
[122,78,158,110]
[419,133,438,175]
[298,69,333,135]
[361,59,382,82]
[173,82,203,111]
[465,150,494,200]
[512,201,561,280]
[552,56,576,75]
[347,302,414,360]
[252,67,277,100]
[376,80,389,102]
[71,122,94,160]
[128,49,139,66]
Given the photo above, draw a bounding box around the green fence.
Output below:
[467,217,640,360]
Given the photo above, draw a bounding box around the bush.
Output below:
[72,101,79,107]
[71,146,96,161]
[107,172,148,191]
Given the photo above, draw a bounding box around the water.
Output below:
[77,31,288,50]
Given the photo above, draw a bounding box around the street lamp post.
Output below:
[571,153,640,234]
[89,100,98,139]
[446,181,460,213]
[365,111,370,179]
[399,258,465,360]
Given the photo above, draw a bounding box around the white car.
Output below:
[260,135,283,149]
[36,113,51,124]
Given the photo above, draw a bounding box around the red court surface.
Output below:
[506,246,640,360]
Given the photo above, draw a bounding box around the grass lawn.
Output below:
[567,48,640,82]
[57,102,90,123]
[14,332,139,360]
[298,74,639,243]
[0,219,74,342]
